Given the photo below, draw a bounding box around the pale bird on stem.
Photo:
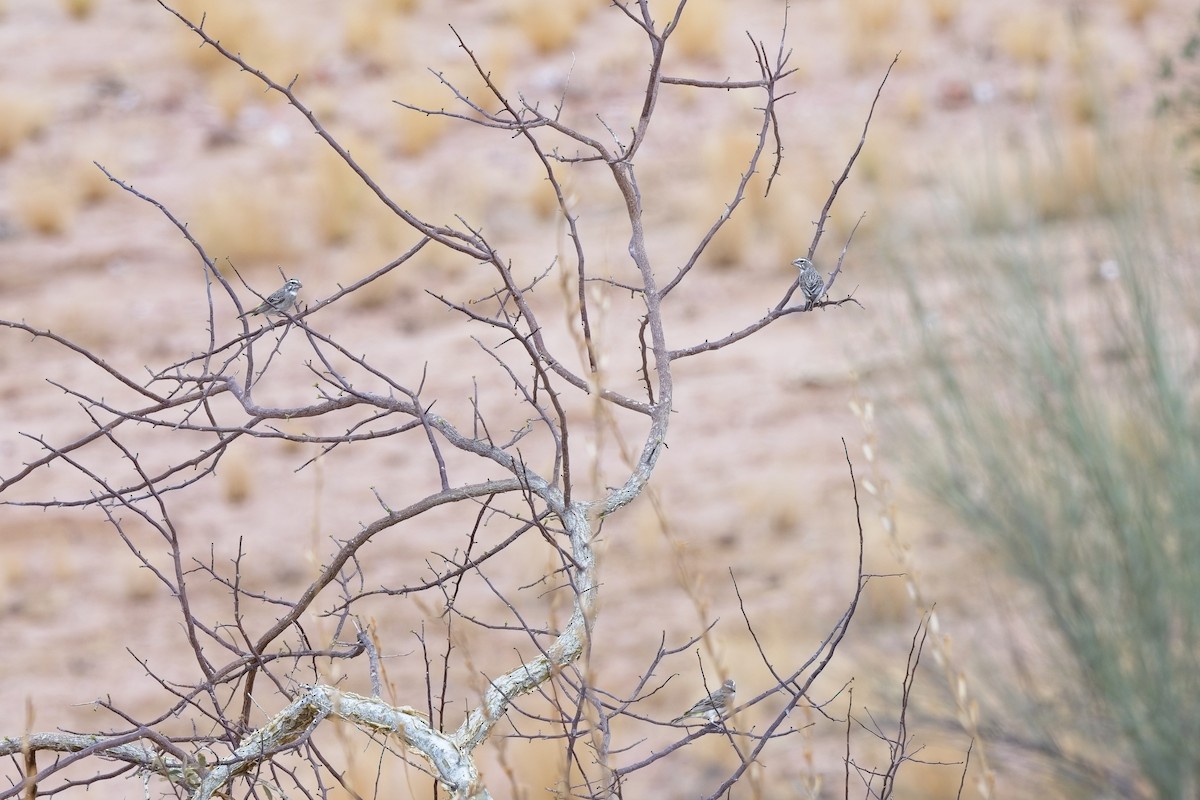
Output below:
[792,257,825,308]
[671,678,736,724]
[240,278,303,319]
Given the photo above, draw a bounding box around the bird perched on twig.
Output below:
[240,278,303,319]
[671,678,736,724]
[792,257,824,308]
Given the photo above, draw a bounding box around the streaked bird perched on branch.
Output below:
[240,278,303,319]
[671,678,736,724]
[792,257,825,308]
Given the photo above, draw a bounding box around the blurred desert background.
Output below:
[2,0,1199,798]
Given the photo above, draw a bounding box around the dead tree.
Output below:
[0,3,917,798]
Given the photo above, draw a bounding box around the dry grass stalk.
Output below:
[850,389,997,799]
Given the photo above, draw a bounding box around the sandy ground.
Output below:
[0,0,1188,797]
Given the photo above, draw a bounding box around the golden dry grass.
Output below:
[340,2,408,69]
[898,84,926,127]
[188,177,298,273]
[667,0,726,61]
[701,127,769,206]
[855,568,912,627]
[1119,0,1158,26]
[841,0,907,73]
[495,733,569,798]
[121,558,162,603]
[206,69,256,124]
[71,156,114,205]
[1028,127,1115,222]
[380,0,420,13]
[171,0,315,80]
[393,78,452,157]
[314,724,436,800]
[996,8,1062,67]
[892,741,971,799]
[525,172,562,220]
[702,209,754,269]
[843,0,902,35]
[220,445,253,505]
[765,180,827,269]
[854,121,904,187]
[10,165,79,236]
[311,131,383,245]
[956,160,1019,234]
[924,0,962,29]
[46,295,116,351]
[333,241,403,312]
[1014,67,1043,105]
[1064,84,1099,127]
[58,0,95,20]
[170,0,260,73]
[441,43,514,112]
[341,4,386,58]
[510,0,587,54]
[0,88,50,159]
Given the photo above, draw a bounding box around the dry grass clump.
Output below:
[380,0,420,13]
[311,131,383,245]
[842,0,901,36]
[1063,79,1101,126]
[525,172,562,220]
[11,145,118,235]
[851,396,998,798]
[442,43,513,113]
[322,735,435,800]
[9,165,79,236]
[206,69,257,125]
[953,131,1118,232]
[72,156,114,205]
[1013,67,1042,105]
[46,295,115,351]
[666,0,725,61]
[189,175,297,273]
[996,8,1062,67]
[855,566,911,627]
[891,741,974,799]
[841,0,906,72]
[170,0,258,73]
[1119,0,1157,26]
[924,0,961,29]
[494,734,569,798]
[342,4,387,58]
[734,477,801,539]
[0,89,50,159]
[220,444,253,504]
[171,0,313,81]
[121,557,161,603]
[394,78,452,157]
[333,243,401,312]
[696,128,774,268]
[58,0,95,20]
[341,2,409,70]
[1027,127,1124,222]
[509,0,591,54]
[765,179,827,271]
[955,160,1019,234]
[898,84,926,127]
[701,208,753,269]
[854,121,905,187]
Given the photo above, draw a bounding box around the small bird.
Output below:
[792,257,824,308]
[240,278,303,319]
[672,678,736,724]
